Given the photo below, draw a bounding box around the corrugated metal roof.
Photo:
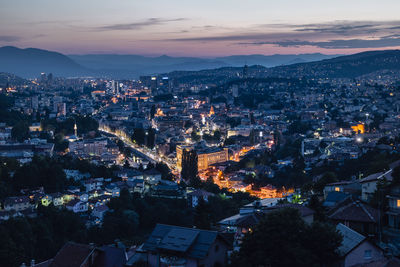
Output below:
[336,223,365,256]
[158,228,199,252]
[143,224,218,259]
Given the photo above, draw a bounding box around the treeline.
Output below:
[0,94,31,127]
[0,156,118,200]
[0,184,255,267]
[0,206,87,267]
[41,114,99,136]
[231,208,342,267]
[131,127,156,149]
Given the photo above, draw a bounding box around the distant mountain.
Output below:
[4,46,339,79]
[216,53,340,67]
[266,50,400,78]
[0,46,89,78]
[158,50,400,84]
[4,46,400,80]
[69,53,340,78]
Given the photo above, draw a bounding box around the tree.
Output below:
[392,166,400,185]
[146,127,156,149]
[12,156,68,193]
[314,172,337,193]
[156,162,173,181]
[213,130,221,141]
[11,122,30,142]
[308,195,326,221]
[288,120,311,134]
[250,112,255,124]
[249,129,256,145]
[131,128,146,145]
[181,149,198,182]
[191,131,201,142]
[194,198,212,230]
[231,208,342,267]
[150,105,156,119]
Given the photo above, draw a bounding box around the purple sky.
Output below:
[1,0,400,56]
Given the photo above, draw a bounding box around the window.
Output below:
[364,250,372,259]
[397,199,400,208]
[335,187,340,192]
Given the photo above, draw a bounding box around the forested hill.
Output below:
[265,50,400,78]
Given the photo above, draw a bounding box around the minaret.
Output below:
[209,106,215,116]
[242,64,248,78]
[74,123,77,137]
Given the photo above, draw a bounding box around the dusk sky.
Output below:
[2,0,400,56]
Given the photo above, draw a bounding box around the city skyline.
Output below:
[2,0,400,56]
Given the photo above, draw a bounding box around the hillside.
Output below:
[0,46,89,78]
[265,50,400,78]
[69,53,339,78]
[1,46,400,80]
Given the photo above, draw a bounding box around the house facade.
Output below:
[336,223,384,267]
[387,185,400,229]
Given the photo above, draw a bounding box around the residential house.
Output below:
[62,191,76,204]
[387,185,400,230]
[50,192,64,206]
[32,242,127,267]
[92,204,109,220]
[328,198,379,237]
[115,169,143,181]
[142,224,231,267]
[360,169,392,202]
[239,198,281,215]
[148,181,184,199]
[65,199,88,213]
[88,189,105,200]
[64,169,90,181]
[4,196,32,211]
[126,179,145,194]
[84,178,104,192]
[77,192,89,202]
[143,169,162,185]
[89,195,111,209]
[324,181,361,199]
[105,183,120,198]
[40,194,53,206]
[323,191,352,208]
[336,223,384,267]
[187,189,215,207]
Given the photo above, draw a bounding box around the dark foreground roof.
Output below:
[49,242,93,267]
[328,199,379,223]
[336,223,365,256]
[37,242,127,267]
[143,224,227,259]
[93,245,127,267]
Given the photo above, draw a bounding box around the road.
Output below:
[99,128,177,172]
